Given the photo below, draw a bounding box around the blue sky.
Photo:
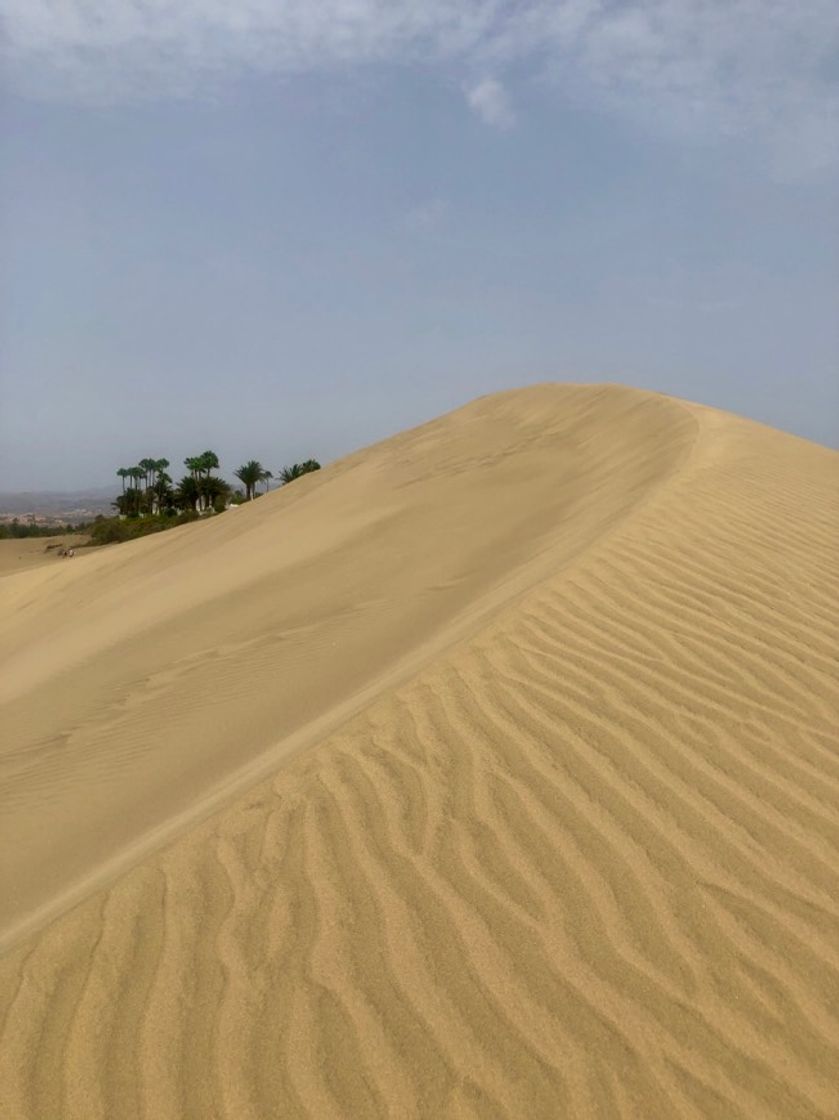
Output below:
[1,2,837,490]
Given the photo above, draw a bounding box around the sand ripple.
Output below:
[1,385,837,1118]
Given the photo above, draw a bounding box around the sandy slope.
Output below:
[0,535,89,576]
[1,383,837,1119]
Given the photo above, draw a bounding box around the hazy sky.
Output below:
[1,2,837,490]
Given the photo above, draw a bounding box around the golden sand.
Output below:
[1,383,837,1118]
[0,535,89,577]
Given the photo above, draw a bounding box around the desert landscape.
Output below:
[1,381,837,1119]
[0,536,90,577]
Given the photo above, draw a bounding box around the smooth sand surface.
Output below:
[0,535,89,576]
[1,383,837,1118]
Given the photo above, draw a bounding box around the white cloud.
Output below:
[563,0,839,174]
[1,1,837,172]
[466,77,515,129]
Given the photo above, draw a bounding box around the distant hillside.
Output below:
[0,487,114,522]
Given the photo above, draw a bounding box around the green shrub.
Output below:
[87,512,199,546]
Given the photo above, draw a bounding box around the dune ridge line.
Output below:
[1,382,837,1119]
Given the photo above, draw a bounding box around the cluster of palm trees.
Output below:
[178,450,230,512]
[116,458,174,516]
[278,460,322,484]
[114,452,320,518]
[233,460,274,501]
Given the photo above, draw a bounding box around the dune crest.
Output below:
[1,383,838,1118]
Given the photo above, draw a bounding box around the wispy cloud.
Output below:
[466,78,515,129]
[2,2,837,172]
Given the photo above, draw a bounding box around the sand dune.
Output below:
[0,535,89,577]
[1,382,837,1118]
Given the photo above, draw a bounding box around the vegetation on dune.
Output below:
[114,450,229,518]
[87,510,199,545]
[95,448,321,546]
[277,459,321,484]
[2,452,323,550]
[234,460,273,501]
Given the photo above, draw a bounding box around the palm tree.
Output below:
[128,467,146,514]
[184,451,220,509]
[204,475,232,512]
[115,467,144,516]
[278,459,321,484]
[199,451,219,479]
[151,471,174,515]
[234,460,265,501]
[138,458,156,490]
[175,475,201,513]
